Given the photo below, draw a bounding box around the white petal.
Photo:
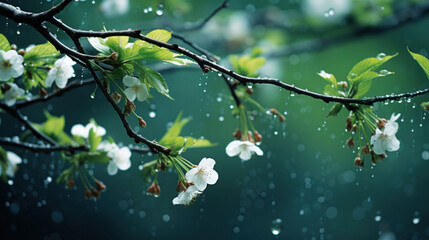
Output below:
[107,161,118,175]
[390,113,401,122]
[71,124,88,138]
[249,144,263,156]
[384,122,398,136]
[55,76,68,89]
[193,174,207,191]
[45,70,56,87]
[239,149,252,161]
[123,75,139,87]
[199,157,215,169]
[115,147,131,170]
[136,84,149,102]
[386,136,400,152]
[373,138,386,155]
[205,169,218,185]
[185,168,198,182]
[226,140,243,157]
[124,88,136,101]
[7,151,22,165]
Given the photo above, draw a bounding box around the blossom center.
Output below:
[2,60,11,68]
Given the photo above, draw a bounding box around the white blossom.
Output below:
[226,140,263,161]
[3,83,25,106]
[185,158,218,191]
[5,151,22,178]
[100,0,129,18]
[123,75,149,102]
[371,113,401,155]
[172,185,201,205]
[0,50,24,81]
[45,55,76,89]
[106,146,131,176]
[71,123,106,138]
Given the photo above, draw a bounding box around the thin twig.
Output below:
[177,1,229,32]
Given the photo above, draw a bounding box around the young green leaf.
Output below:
[0,33,10,51]
[355,79,372,98]
[408,47,429,79]
[159,111,192,146]
[88,128,102,152]
[141,67,172,99]
[24,42,59,62]
[318,70,337,87]
[80,152,110,164]
[323,84,339,96]
[421,101,429,111]
[347,53,397,83]
[141,29,172,48]
[326,103,343,118]
[88,37,110,54]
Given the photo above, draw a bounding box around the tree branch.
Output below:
[177,1,229,32]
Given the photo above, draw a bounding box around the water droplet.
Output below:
[378,69,391,76]
[162,214,170,222]
[375,215,382,222]
[377,53,386,59]
[271,218,283,236]
[413,217,420,224]
[149,111,156,118]
[328,8,335,15]
[156,9,163,16]
[422,151,429,160]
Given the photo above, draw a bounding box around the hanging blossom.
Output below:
[100,0,130,18]
[0,50,24,81]
[185,158,218,191]
[71,122,106,138]
[371,113,401,155]
[226,140,263,161]
[172,185,201,206]
[3,83,25,106]
[98,141,132,176]
[1,151,22,178]
[123,75,149,102]
[45,55,76,89]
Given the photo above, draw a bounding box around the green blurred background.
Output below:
[1,0,429,239]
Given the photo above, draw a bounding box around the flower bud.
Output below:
[10,44,17,50]
[177,181,186,192]
[111,92,121,104]
[109,52,119,60]
[138,117,146,128]
[253,131,262,142]
[84,188,92,198]
[354,155,363,167]
[232,129,242,139]
[39,87,48,98]
[346,137,355,149]
[1,83,11,94]
[278,114,285,122]
[18,48,25,55]
[346,117,352,131]
[95,181,106,191]
[338,81,348,89]
[66,179,75,189]
[351,124,357,132]
[91,188,101,198]
[147,182,161,196]
[377,119,387,129]
[361,144,370,155]
[246,88,254,95]
[124,100,136,116]
[202,66,210,73]
[269,108,278,115]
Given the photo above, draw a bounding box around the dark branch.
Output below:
[0,137,87,153]
[178,1,229,32]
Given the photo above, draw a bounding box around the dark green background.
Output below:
[1,0,429,239]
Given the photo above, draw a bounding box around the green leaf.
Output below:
[33,111,72,145]
[347,53,397,83]
[145,29,172,43]
[408,47,429,79]
[318,70,337,87]
[0,33,10,51]
[421,101,429,111]
[88,128,102,152]
[159,111,192,146]
[185,137,216,148]
[230,52,266,77]
[355,80,372,98]
[326,103,343,118]
[24,42,60,62]
[88,37,110,54]
[323,84,339,96]
[22,68,47,90]
[141,67,172,99]
[80,152,109,164]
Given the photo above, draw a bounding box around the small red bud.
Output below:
[354,155,363,167]
[158,162,166,172]
[346,137,355,149]
[110,52,119,60]
[18,48,25,55]
[338,81,348,89]
[66,179,75,189]
[177,181,186,192]
[232,129,242,139]
[253,131,262,142]
[124,100,136,116]
[246,88,254,95]
[91,188,101,198]
[202,66,210,73]
[111,92,122,104]
[377,119,387,129]
[138,117,146,128]
[84,188,92,198]
[351,124,357,132]
[269,108,278,115]
[147,182,161,196]
[361,144,370,155]
[96,181,106,191]
[39,88,48,98]
[346,117,352,131]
